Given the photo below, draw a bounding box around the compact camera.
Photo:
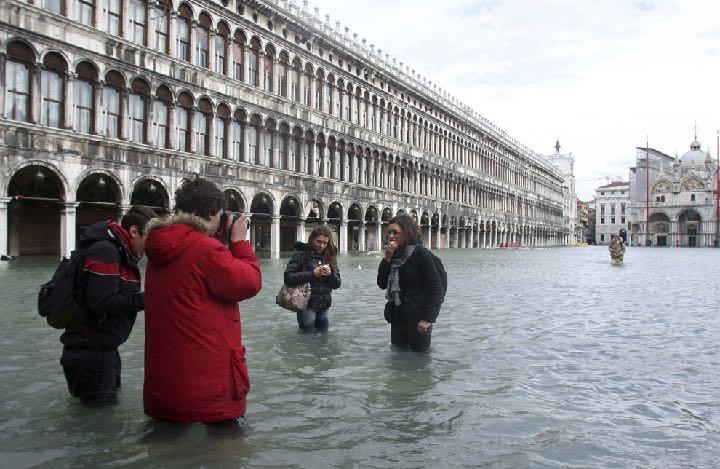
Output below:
[215,211,249,246]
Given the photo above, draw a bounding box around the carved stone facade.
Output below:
[0,0,565,259]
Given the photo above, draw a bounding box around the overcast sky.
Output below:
[308,0,720,200]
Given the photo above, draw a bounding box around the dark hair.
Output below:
[174,176,224,219]
[387,214,422,247]
[308,226,338,271]
[121,205,158,234]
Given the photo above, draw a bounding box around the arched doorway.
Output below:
[250,193,273,253]
[679,209,702,247]
[304,199,324,242]
[326,201,343,248]
[347,203,363,251]
[380,207,393,246]
[420,211,430,247]
[431,213,440,249]
[76,173,122,242]
[7,165,64,256]
[364,205,379,251]
[223,189,245,213]
[648,212,670,246]
[441,215,449,248]
[130,179,170,216]
[279,195,301,251]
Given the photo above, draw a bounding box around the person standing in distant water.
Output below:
[377,214,443,352]
[284,226,341,331]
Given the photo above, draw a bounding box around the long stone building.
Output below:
[0,0,565,259]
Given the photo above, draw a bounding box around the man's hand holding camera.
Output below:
[229,212,248,244]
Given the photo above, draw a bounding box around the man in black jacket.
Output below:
[60,205,157,405]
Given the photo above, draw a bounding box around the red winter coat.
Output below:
[143,214,262,422]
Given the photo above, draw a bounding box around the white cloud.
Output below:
[308,0,720,199]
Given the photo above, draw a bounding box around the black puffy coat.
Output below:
[284,242,341,311]
[61,221,144,350]
[377,245,443,324]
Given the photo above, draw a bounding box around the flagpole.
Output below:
[646,137,650,246]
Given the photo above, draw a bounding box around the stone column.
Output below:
[167,103,176,150]
[358,222,366,252]
[340,220,348,253]
[60,203,79,258]
[64,71,74,130]
[207,113,216,158]
[270,215,280,259]
[31,63,41,124]
[0,197,9,259]
[188,108,197,154]
[425,224,432,248]
[296,217,306,244]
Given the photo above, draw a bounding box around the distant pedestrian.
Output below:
[60,205,157,405]
[284,226,341,331]
[377,214,444,352]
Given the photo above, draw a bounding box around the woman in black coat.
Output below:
[284,226,341,331]
[377,214,444,351]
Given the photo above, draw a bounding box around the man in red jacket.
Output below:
[143,177,261,433]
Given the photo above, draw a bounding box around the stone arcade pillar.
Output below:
[270,216,280,259]
[0,197,9,259]
[340,220,348,253]
[425,225,431,248]
[297,217,306,244]
[60,203,79,259]
[358,222,366,252]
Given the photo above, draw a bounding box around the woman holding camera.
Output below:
[377,214,444,352]
[284,226,341,331]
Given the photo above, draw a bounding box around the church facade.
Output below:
[628,140,719,247]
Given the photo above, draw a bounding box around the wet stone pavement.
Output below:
[0,246,719,468]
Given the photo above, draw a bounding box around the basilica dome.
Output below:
[680,139,708,169]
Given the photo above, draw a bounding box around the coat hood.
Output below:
[78,220,137,260]
[145,212,214,266]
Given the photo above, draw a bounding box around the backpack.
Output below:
[429,251,448,302]
[37,248,88,329]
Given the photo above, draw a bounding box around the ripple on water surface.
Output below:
[1,247,719,467]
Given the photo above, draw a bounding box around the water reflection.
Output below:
[1,247,719,466]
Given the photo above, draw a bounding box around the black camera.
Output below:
[215,211,247,246]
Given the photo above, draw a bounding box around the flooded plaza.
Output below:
[1,246,719,468]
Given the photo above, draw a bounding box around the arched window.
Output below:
[278,52,289,97]
[215,23,230,75]
[152,85,171,148]
[343,85,350,120]
[278,125,289,169]
[128,0,146,45]
[196,98,212,155]
[232,31,246,81]
[248,123,258,164]
[41,53,66,128]
[263,45,275,93]
[43,0,63,15]
[325,75,334,115]
[291,58,301,102]
[265,121,275,167]
[232,110,245,161]
[353,88,360,124]
[215,104,230,158]
[4,42,34,122]
[152,0,170,53]
[74,61,96,134]
[196,13,212,68]
[292,130,302,173]
[175,92,193,152]
[128,78,150,144]
[335,79,343,117]
[303,63,313,106]
[248,38,261,87]
[103,71,125,138]
[175,5,192,61]
[77,0,94,26]
[104,0,122,35]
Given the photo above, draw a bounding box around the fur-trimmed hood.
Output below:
[144,212,216,266]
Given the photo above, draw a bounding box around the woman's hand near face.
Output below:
[384,241,398,261]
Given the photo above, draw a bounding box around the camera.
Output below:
[215,211,248,246]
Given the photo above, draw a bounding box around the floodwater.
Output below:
[1,246,719,468]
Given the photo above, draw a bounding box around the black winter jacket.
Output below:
[61,221,144,350]
[284,242,341,311]
[377,245,443,324]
